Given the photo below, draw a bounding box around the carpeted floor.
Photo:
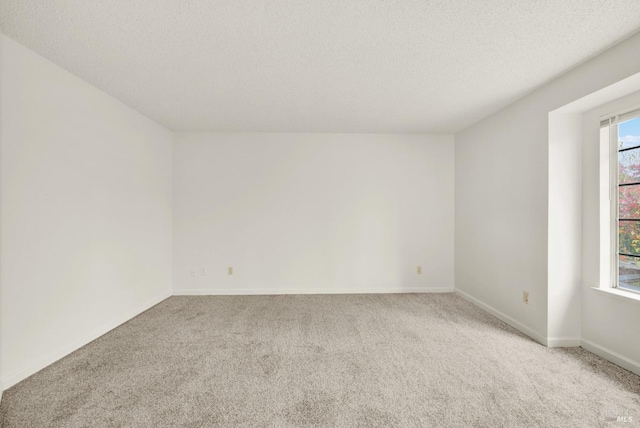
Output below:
[0,293,639,427]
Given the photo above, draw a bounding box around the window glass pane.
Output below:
[619,220,640,256]
[618,117,640,184]
[618,117,640,150]
[618,255,640,293]
[616,116,640,293]
[618,148,640,184]
[618,186,640,219]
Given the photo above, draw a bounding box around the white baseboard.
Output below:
[581,339,640,376]
[174,286,454,296]
[1,290,171,390]
[454,289,547,346]
[546,337,581,348]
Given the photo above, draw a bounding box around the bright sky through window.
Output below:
[619,118,640,149]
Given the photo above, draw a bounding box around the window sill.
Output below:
[591,287,640,304]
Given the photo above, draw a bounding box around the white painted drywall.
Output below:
[581,90,640,370]
[547,113,582,343]
[173,133,454,294]
[0,36,173,388]
[455,31,640,344]
[455,101,549,341]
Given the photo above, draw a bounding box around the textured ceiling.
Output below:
[2,1,640,133]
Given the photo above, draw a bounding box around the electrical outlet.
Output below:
[523,291,530,304]
[417,265,422,274]
[228,266,233,275]
[200,267,207,276]
[190,268,196,278]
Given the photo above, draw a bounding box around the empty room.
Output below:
[1,1,640,427]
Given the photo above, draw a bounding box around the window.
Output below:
[602,110,640,293]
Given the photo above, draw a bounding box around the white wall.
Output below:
[455,99,549,342]
[0,36,173,388]
[547,112,582,345]
[455,31,640,346]
[173,132,454,294]
[582,90,640,373]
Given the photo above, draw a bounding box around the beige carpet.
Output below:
[0,293,638,427]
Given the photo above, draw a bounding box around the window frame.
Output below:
[604,110,640,294]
